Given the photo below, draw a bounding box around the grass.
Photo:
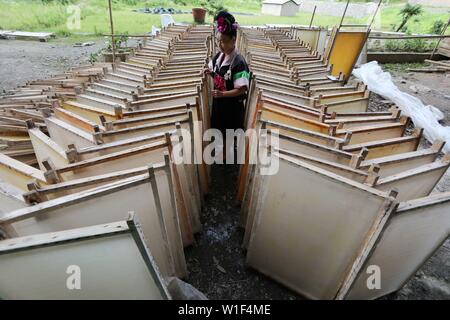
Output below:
[380,5,450,34]
[381,62,426,72]
[0,0,448,40]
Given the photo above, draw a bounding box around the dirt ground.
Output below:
[0,39,449,300]
[0,39,105,92]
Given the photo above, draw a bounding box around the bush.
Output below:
[430,20,444,34]
[403,38,427,52]
[384,38,435,53]
[89,51,100,63]
[385,39,398,52]
[56,29,72,37]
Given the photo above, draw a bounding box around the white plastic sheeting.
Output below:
[161,14,175,28]
[151,25,161,36]
[353,61,450,153]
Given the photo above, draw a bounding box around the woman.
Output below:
[205,11,250,160]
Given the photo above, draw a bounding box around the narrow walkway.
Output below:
[185,164,299,300]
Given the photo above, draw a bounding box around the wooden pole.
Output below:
[430,18,450,59]
[339,0,350,28]
[368,0,383,30]
[108,0,116,65]
[309,5,317,28]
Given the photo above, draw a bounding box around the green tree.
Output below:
[395,4,423,32]
[396,3,423,32]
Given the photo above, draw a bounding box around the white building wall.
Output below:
[299,0,379,19]
[280,2,300,16]
[262,4,283,16]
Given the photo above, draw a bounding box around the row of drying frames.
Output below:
[0,24,215,299]
[236,26,450,300]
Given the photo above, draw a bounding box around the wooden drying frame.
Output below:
[0,214,171,299]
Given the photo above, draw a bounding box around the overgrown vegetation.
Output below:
[430,20,445,35]
[105,34,131,52]
[89,51,100,63]
[384,38,436,53]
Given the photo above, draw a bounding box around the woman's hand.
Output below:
[212,87,247,99]
[203,67,211,75]
[212,90,225,98]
